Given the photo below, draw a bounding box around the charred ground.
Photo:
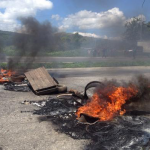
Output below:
[33,75,150,150]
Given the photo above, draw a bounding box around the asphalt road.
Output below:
[1,67,150,150]
[4,56,150,63]
[48,66,150,78]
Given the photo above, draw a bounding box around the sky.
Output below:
[0,0,149,38]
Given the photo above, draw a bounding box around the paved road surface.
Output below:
[48,66,150,78]
[0,67,150,150]
[4,56,150,63]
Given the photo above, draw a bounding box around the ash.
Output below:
[33,97,150,150]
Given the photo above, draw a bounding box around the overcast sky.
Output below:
[0,0,149,38]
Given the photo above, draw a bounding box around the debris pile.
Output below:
[1,67,67,94]
[0,69,15,83]
[32,76,150,149]
[33,97,150,150]
[1,66,150,150]
[4,81,30,92]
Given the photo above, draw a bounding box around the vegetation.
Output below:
[2,60,150,69]
[124,17,150,45]
[1,17,150,58]
[44,49,88,57]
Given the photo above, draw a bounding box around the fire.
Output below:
[0,69,15,83]
[76,85,138,121]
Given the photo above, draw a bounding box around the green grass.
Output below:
[43,49,88,57]
[3,46,88,57]
[2,60,150,69]
[2,46,89,57]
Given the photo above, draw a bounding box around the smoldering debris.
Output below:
[2,72,149,149]
[8,17,57,72]
[33,97,150,150]
[4,81,30,92]
[0,68,30,91]
[31,75,150,150]
[21,100,46,107]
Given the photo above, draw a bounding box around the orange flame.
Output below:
[0,69,15,83]
[76,86,138,121]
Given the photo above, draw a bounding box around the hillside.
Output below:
[0,30,15,46]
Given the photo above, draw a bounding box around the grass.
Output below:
[2,60,150,69]
[45,49,87,57]
[39,48,90,57]
[2,46,89,57]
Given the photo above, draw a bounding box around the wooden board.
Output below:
[25,67,57,91]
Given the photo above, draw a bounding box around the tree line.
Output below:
[0,16,150,56]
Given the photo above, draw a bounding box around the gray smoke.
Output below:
[8,17,57,72]
[125,75,150,112]
[94,75,150,112]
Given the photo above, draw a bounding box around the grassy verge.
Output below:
[3,47,89,57]
[2,60,150,69]
[45,49,88,57]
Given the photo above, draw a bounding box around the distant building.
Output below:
[138,41,150,53]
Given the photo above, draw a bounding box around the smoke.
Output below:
[125,75,150,112]
[93,75,150,112]
[8,17,57,72]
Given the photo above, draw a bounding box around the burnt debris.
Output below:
[4,81,30,92]
[32,76,150,150]
[2,72,150,149]
[33,96,150,150]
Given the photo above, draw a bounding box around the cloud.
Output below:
[60,8,126,30]
[73,31,108,39]
[0,0,53,31]
[51,14,61,21]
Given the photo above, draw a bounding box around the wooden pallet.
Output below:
[25,67,58,95]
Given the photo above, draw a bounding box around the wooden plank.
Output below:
[36,67,57,87]
[41,67,57,86]
[36,68,46,88]
[33,69,44,90]
[25,71,38,91]
[25,67,57,91]
[38,68,50,88]
[25,70,41,91]
[29,70,41,90]
[36,68,49,88]
[43,68,57,86]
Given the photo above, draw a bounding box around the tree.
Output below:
[124,17,145,44]
[73,32,82,49]
[124,17,150,48]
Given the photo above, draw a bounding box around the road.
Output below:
[4,56,150,63]
[0,67,150,150]
[48,66,150,78]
